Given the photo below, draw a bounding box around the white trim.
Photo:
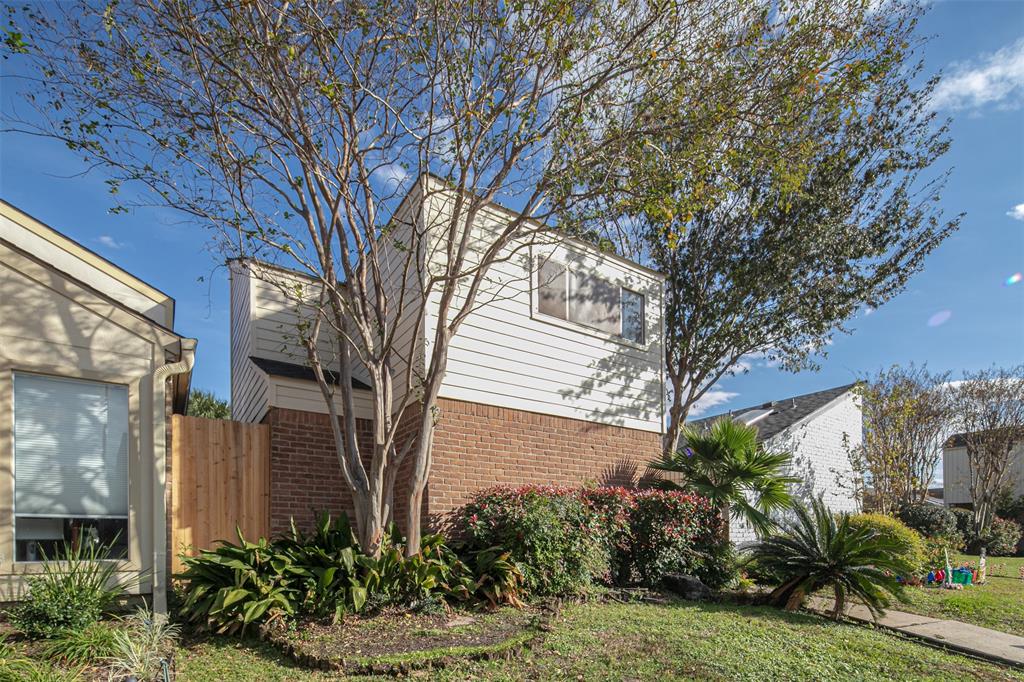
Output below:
[529,247,649,351]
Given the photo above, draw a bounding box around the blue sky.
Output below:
[0,1,1022,412]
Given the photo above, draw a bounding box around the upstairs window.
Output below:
[537,257,646,344]
[13,373,130,561]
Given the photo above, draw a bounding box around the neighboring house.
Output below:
[0,201,195,612]
[688,384,863,544]
[230,175,666,533]
[925,486,945,507]
[943,433,1024,507]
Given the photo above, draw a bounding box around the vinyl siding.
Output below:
[0,240,166,597]
[228,262,268,423]
[371,183,427,407]
[421,180,665,433]
[268,375,373,421]
[944,443,1024,506]
[0,209,174,328]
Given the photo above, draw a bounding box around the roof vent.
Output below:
[737,408,774,426]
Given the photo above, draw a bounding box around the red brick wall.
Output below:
[427,398,662,519]
[265,400,661,536]
[265,406,423,536]
[265,407,375,534]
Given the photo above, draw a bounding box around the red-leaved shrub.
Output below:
[455,485,733,593]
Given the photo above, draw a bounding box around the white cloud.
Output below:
[96,235,125,249]
[931,38,1024,112]
[371,161,409,189]
[689,389,739,417]
[1007,203,1024,221]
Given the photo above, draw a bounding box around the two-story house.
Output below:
[229,175,666,533]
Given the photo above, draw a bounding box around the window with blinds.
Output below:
[12,373,130,561]
[536,257,646,344]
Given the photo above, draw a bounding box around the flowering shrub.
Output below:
[586,488,731,588]
[460,486,607,595]
[456,485,733,594]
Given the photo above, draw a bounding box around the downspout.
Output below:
[152,338,196,614]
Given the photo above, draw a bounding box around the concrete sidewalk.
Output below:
[806,597,1024,668]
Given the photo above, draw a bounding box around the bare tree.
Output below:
[2,0,755,554]
[845,365,952,514]
[949,365,1024,538]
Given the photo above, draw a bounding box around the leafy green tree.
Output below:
[746,499,912,620]
[570,1,961,456]
[847,365,952,514]
[948,365,1024,538]
[651,419,797,540]
[186,389,230,420]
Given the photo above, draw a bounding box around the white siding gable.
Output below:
[229,177,666,434]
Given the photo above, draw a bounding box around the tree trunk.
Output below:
[663,375,687,457]
[404,413,436,556]
[832,584,846,621]
[719,502,731,543]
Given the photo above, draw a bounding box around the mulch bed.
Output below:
[260,603,557,675]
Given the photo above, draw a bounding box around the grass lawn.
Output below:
[176,597,1024,681]
[897,555,1024,635]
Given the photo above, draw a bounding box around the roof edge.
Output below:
[0,199,176,324]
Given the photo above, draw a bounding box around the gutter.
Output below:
[151,338,196,614]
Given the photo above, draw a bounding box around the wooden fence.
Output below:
[170,415,270,573]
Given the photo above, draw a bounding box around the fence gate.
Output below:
[170,415,270,573]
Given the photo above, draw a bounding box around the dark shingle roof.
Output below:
[249,356,371,391]
[944,430,1024,449]
[688,383,857,441]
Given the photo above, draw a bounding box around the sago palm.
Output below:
[651,418,797,539]
[745,498,912,619]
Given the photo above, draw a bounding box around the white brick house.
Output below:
[689,384,863,544]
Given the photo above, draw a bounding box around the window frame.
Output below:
[532,253,648,349]
[10,371,132,564]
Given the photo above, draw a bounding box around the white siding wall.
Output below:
[228,262,268,423]
[944,443,1024,506]
[227,179,667,433]
[421,182,665,433]
[372,185,427,407]
[729,392,863,545]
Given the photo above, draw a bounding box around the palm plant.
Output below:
[745,499,913,619]
[651,418,797,539]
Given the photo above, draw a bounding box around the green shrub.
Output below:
[7,539,136,639]
[457,486,734,593]
[461,486,608,595]
[746,500,912,619]
[847,512,926,576]
[979,517,1023,557]
[586,488,733,588]
[177,513,485,633]
[464,546,527,608]
[922,534,963,569]
[40,621,120,665]
[951,507,974,540]
[897,504,961,544]
[177,515,369,633]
